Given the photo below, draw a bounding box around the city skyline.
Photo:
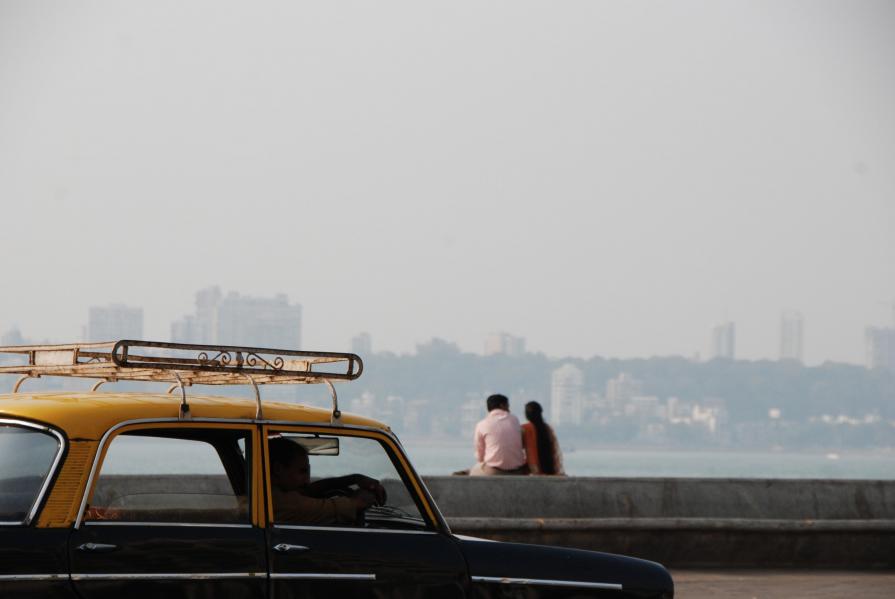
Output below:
[2,290,894,370]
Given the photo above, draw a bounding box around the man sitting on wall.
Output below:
[470,393,528,476]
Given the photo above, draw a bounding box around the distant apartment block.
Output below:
[0,328,28,365]
[865,326,895,372]
[460,398,486,434]
[550,363,583,426]
[711,321,736,360]
[484,332,526,357]
[86,304,143,342]
[1,328,26,346]
[351,332,373,356]
[779,311,804,362]
[605,372,644,407]
[172,286,302,348]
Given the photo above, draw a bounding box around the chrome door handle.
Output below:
[273,543,310,554]
[77,543,119,553]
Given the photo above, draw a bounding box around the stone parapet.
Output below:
[423,476,895,568]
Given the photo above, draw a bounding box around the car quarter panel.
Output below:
[459,538,674,599]
[0,528,74,598]
[38,439,97,528]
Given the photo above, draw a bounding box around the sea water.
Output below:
[401,440,895,479]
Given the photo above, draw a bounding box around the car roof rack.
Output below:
[0,340,363,423]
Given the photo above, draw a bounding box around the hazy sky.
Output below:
[1,1,893,365]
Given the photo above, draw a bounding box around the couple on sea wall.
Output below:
[469,394,565,476]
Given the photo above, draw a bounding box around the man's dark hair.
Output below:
[268,437,308,469]
[486,394,509,412]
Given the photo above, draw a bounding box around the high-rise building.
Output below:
[0,328,27,365]
[351,332,372,355]
[1,328,26,346]
[460,399,485,435]
[711,322,736,360]
[865,327,895,372]
[171,287,302,348]
[216,292,301,348]
[86,304,143,342]
[550,363,583,426]
[484,332,526,357]
[779,311,804,363]
[605,372,644,408]
[171,286,223,344]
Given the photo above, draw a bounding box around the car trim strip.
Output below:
[0,574,68,581]
[84,521,254,529]
[270,573,376,581]
[0,418,66,526]
[70,572,265,581]
[471,576,623,591]
[274,524,435,535]
[67,572,375,582]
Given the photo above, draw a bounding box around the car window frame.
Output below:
[76,419,262,529]
[262,423,444,534]
[0,418,67,527]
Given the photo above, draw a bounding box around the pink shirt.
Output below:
[474,409,526,470]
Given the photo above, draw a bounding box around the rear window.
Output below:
[85,428,251,524]
[0,423,62,524]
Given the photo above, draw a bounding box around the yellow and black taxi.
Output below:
[0,340,673,598]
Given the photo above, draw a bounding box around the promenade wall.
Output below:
[98,474,894,568]
[423,476,895,569]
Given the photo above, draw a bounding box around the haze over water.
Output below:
[1,0,893,366]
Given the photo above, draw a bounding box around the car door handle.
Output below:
[273,543,310,554]
[77,543,119,553]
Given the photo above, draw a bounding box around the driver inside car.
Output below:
[268,437,387,525]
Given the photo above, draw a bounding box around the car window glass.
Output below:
[0,424,60,523]
[86,428,251,524]
[268,432,426,530]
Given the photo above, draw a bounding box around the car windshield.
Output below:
[0,424,60,523]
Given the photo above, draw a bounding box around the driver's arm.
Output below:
[272,488,358,525]
[306,474,386,505]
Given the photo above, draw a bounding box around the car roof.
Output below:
[0,392,389,440]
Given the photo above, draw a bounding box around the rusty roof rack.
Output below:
[0,340,363,422]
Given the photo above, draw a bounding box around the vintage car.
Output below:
[0,340,673,598]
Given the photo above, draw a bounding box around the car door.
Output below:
[263,425,468,599]
[68,422,267,599]
[0,419,72,598]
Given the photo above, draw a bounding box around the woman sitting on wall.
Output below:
[522,401,565,476]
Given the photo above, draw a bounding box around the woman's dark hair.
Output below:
[525,401,556,475]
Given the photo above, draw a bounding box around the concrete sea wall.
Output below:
[423,476,895,569]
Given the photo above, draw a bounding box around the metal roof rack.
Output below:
[0,340,363,423]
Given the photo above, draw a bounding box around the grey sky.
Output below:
[1,1,893,365]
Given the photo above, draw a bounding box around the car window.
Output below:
[85,428,251,524]
[268,432,427,530]
[0,423,61,523]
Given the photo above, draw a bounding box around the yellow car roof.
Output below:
[0,392,388,440]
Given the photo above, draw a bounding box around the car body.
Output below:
[0,341,673,599]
